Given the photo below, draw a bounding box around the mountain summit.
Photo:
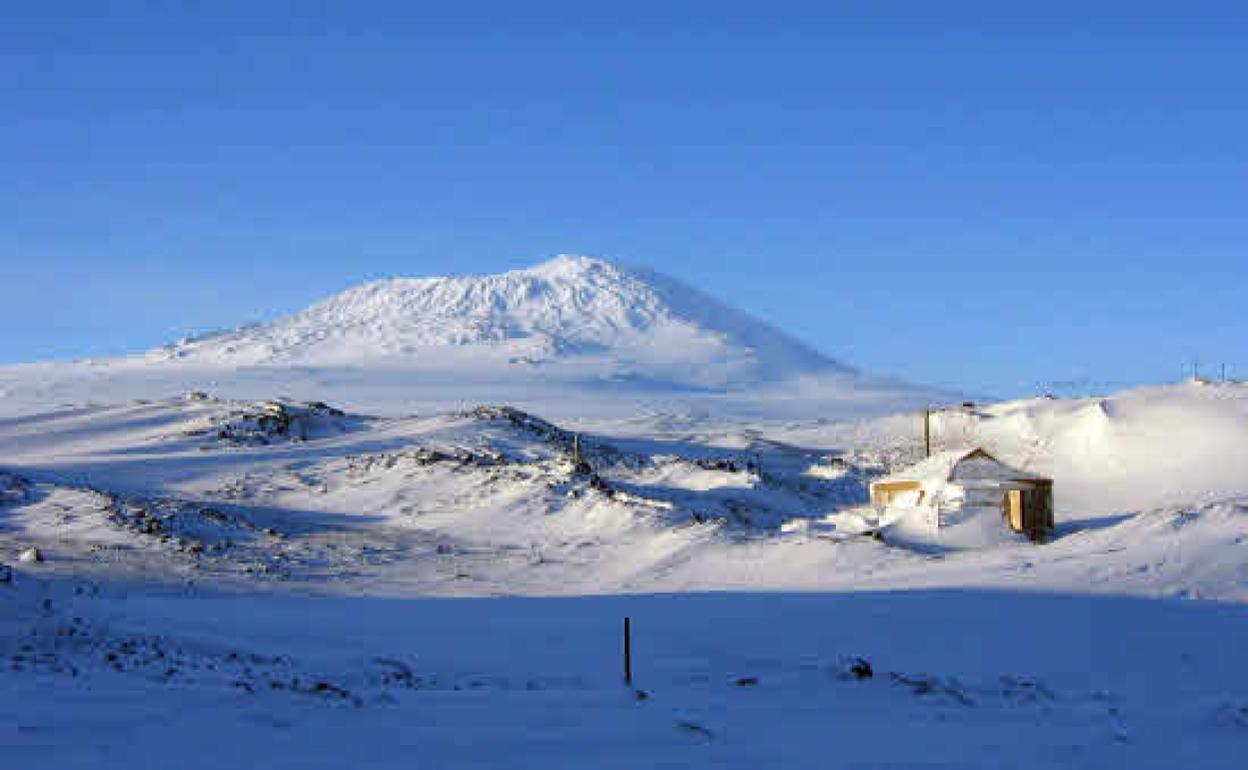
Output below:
[162,256,852,390]
[2,255,942,418]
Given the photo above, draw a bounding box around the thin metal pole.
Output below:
[924,408,932,458]
[623,616,632,686]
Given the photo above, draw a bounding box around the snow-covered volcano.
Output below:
[161,255,849,388]
[0,255,945,419]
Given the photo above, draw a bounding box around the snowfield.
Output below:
[5,583,1248,769]
[2,380,1247,767]
[4,381,1244,600]
[1,259,1246,767]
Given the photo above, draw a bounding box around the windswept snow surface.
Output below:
[0,256,944,420]
[2,339,1247,763]
[5,582,1247,770]
[7,382,1242,599]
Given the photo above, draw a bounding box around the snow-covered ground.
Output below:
[2,380,1247,767]
[5,580,1247,769]
[1,258,1245,767]
[4,381,1244,599]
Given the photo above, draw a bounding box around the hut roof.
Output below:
[872,447,1049,488]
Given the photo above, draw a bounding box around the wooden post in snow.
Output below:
[623,616,632,686]
[924,408,933,458]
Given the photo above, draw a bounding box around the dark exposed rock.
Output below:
[197,400,359,445]
[695,457,741,473]
[0,472,32,505]
[889,672,974,705]
[848,658,873,679]
[675,720,714,740]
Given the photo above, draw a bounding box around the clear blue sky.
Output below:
[2,2,1245,397]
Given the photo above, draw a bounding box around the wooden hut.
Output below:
[870,448,1054,542]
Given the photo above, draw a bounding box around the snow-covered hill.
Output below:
[4,260,1246,768]
[0,255,943,420]
[3,382,1247,768]
[2,379,1246,598]
[163,255,844,384]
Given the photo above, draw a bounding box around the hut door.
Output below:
[1005,490,1024,532]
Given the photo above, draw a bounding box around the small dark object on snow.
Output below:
[849,658,873,679]
[869,530,885,542]
[305,401,345,416]
[676,720,714,741]
[634,689,650,701]
[588,473,614,496]
[734,676,760,687]
[695,457,740,473]
[889,672,974,706]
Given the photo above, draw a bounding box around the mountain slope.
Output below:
[159,256,848,387]
[0,255,945,419]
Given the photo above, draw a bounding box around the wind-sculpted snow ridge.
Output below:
[0,397,890,593]
[2,381,1248,600]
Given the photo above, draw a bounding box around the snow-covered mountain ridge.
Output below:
[0,255,946,420]
[161,255,846,383]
